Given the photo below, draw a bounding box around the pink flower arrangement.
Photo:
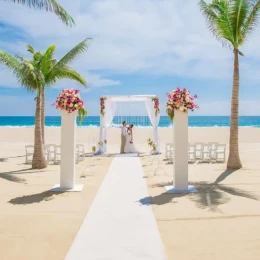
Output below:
[152,97,160,116]
[166,88,198,121]
[55,89,87,124]
[100,97,107,116]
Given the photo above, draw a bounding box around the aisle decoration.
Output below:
[147,138,157,153]
[151,97,160,116]
[55,89,87,124]
[147,138,153,147]
[100,97,107,116]
[98,141,103,147]
[92,145,96,153]
[166,88,198,121]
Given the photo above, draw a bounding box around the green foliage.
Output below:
[78,108,88,125]
[9,0,75,27]
[0,38,91,108]
[46,38,91,84]
[0,50,44,95]
[167,109,174,122]
[199,0,260,50]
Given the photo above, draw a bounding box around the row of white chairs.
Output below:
[25,144,85,165]
[165,142,226,163]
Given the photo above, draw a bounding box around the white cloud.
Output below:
[1,0,260,80]
[192,100,260,116]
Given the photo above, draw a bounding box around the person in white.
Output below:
[120,121,127,153]
[124,124,139,153]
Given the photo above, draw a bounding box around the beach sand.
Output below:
[0,127,260,260]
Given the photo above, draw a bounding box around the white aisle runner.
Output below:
[65,154,167,260]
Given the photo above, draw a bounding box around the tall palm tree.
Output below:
[199,0,260,169]
[0,51,47,169]
[27,38,91,144]
[6,0,75,26]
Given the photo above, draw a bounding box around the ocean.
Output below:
[0,116,260,128]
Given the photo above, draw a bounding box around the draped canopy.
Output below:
[96,95,161,154]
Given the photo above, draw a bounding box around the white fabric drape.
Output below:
[97,100,116,154]
[103,100,116,152]
[145,98,161,153]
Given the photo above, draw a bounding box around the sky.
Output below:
[0,0,260,116]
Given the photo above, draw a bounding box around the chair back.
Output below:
[208,142,218,150]
[217,144,226,151]
[194,142,204,151]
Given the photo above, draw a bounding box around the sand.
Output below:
[0,127,260,260]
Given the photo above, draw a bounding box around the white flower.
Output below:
[185,97,190,102]
[70,103,73,107]
[74,104,78,108]
[179,106,185,112]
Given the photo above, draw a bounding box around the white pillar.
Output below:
[165,109,197,193]
[60,110,76,188]
[51,110,83,192]
[174,109,188,190]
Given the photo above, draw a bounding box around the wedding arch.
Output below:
[96,95,161,154]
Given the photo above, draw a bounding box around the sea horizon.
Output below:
[0,116,259,128]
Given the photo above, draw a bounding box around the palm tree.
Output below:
[199,0,260,169]
[26,38,91,144]
[0,51,47,169]
[6,0,75,26]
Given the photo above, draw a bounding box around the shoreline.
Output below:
[1,127,260,145]
[0,126,259,128]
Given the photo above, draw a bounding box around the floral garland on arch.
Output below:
[100,97,107,116]
[151,97,160,116]
[166,88,198,121]
[55,89,87,124]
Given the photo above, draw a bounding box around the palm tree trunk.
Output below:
[227,49,242,169]
[32,88,47,169]
[41,87,45,144]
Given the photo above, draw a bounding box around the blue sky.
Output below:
[0,0,260,116]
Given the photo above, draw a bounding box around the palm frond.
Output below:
[18,60,45,91]
[41,45,56,77]
[239,0,260,45]
[46,65,87,86]
[27,44,35,54]
[9,0,75,27]
[0,50,21,72]
[231,0,251,46]
[199,0,236,48]
[52,38,91,69]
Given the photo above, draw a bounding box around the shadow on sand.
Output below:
[139,169,259,212]
[0,168,45,184]
[8,190,65,205]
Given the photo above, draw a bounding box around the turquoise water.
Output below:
[0,116,259,128]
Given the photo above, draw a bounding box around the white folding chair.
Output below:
[216,144,226,162]
[202,144,211,162]
[208,142,218,161]
[194,142,204,160]
[76,144,85,163]
[165,143,174,161]
[25,145,34,164]
[188,144,196,163]
[45,144,56,164]
[54,145,61,164]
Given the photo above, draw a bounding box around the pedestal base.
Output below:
[50,184,84,192]
[164,185,197,194]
